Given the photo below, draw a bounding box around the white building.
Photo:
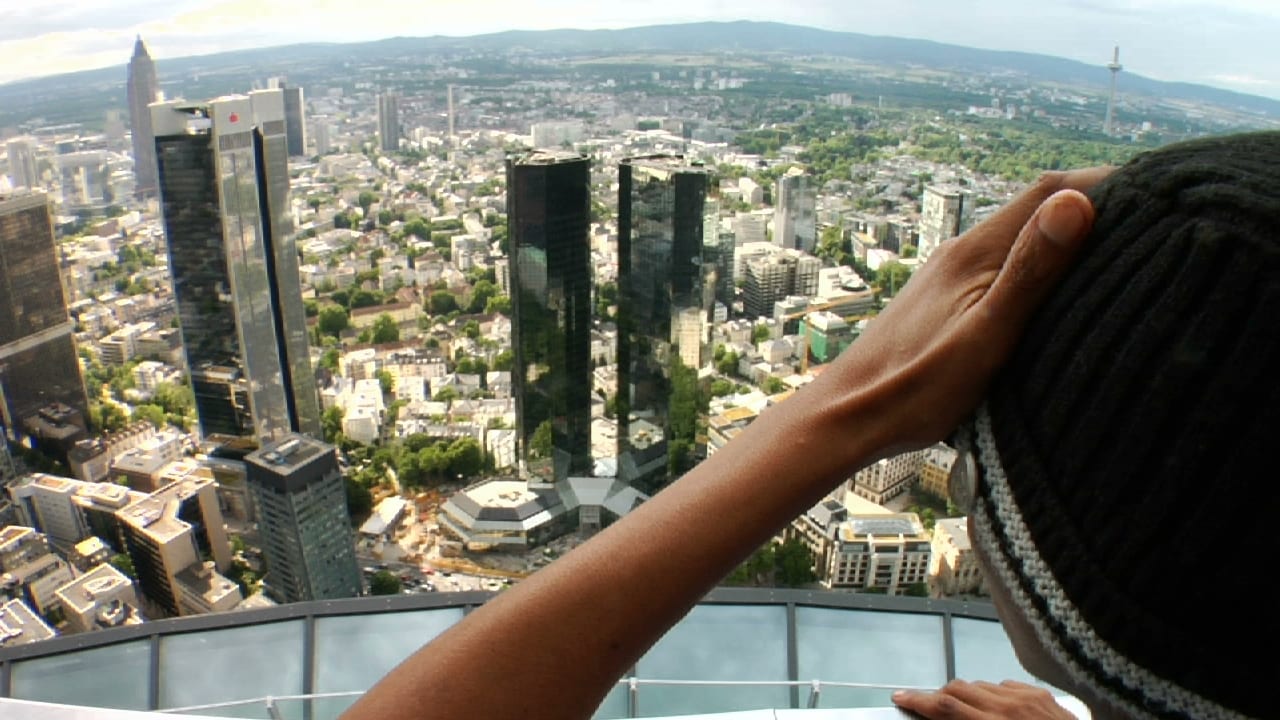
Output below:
[918,184,974,260]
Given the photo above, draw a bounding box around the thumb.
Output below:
[983,188,1094,331]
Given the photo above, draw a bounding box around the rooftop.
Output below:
[0,600,54,648]
[245,434,328,474]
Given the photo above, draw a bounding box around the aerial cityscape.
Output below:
[0,9,1276,715]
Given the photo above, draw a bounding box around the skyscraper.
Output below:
[377,93,400,153]
[244,434,360,603]
[617,156,708,487]
[126,36,160,199]
[506,150,593,484]
[918,184,974,261]
[281,85,307,157]
[5,138,38,190]
[0,192,89,452]
[152,90,322,444]
[773,168,817,253]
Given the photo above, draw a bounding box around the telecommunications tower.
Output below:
[1105,46,1123,136]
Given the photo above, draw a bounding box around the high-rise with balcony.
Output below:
[773,167,817,253]
[506,150,593,484]
[0,192,89,454]
[152,90,322,444]
[244,434,361,603]
[377,93,400,153]
[127,36,160,199]
[617,156,709,487]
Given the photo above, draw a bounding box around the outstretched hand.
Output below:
[811,168,1113,457]
[893,680,1080,719]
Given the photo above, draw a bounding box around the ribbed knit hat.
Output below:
[957,131,1280,719]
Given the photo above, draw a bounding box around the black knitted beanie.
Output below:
[959,131,1280,720]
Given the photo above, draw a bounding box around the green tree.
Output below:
[445,437,484,479]
[433,386,459,403]
[716,351,739,377]
[428,291,460,315]
[762,376,786,395]
[371,313,400,344]
[752,324,772,344]
[349,289,382,309]
[369,570,402,595]
[132,403,167,428]
[357,190,378,214]
[109,553,135,579]
[467,280,498,314]
[484,295,512,316]
[318,305,350,337]
[530,420,553,458]
[376,369,395,395]
[322,406,345,444]
[345,476,373,520]
[877,261,913,298]
[774,537,818,587]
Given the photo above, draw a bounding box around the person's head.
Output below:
[952,131,1280,720]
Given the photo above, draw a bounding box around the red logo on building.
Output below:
[228,112,239,123]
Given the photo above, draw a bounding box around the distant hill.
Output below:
[3,20,1278,121]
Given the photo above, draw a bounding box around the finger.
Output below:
[891,689,984,719]
[980,188,1095,334]
[962,166,1114,255]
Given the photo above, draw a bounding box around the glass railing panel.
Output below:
[635,604,789,717]
[951,617,1052,686]
[795,607,946,708]
[10,639,151,710]
[311,608,465,719]
[158,620,305,719]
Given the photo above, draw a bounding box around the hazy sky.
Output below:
[2,0,1279,99]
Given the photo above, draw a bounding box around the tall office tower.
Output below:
[6,138,39,189]
[702,207,735,312]
[152,91,322,444]
[506,150,593,484]
[0,192,89,454]
[773,167,817,253]
[617,156,709,487]
[126,36,160,199]
[244,434,360,603]
[917,184,974,261]
[280,85,307,157]
[312,118,332,155]
[377,92,400,153]
[116,473,236,616]
[447,84,457,144]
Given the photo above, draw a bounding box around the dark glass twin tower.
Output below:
[152,91,321,444]
[507,152,708,488]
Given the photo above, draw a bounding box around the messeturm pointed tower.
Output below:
[127,36,159,199]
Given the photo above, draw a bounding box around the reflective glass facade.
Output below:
[152,91,321,444]
[0,192,89,444]
[0,590,1067,719]
[617,157,708,488]
[506,151,593,483]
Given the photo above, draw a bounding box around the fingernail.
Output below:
[1038,192,1088,247]
[892,690,908,702]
